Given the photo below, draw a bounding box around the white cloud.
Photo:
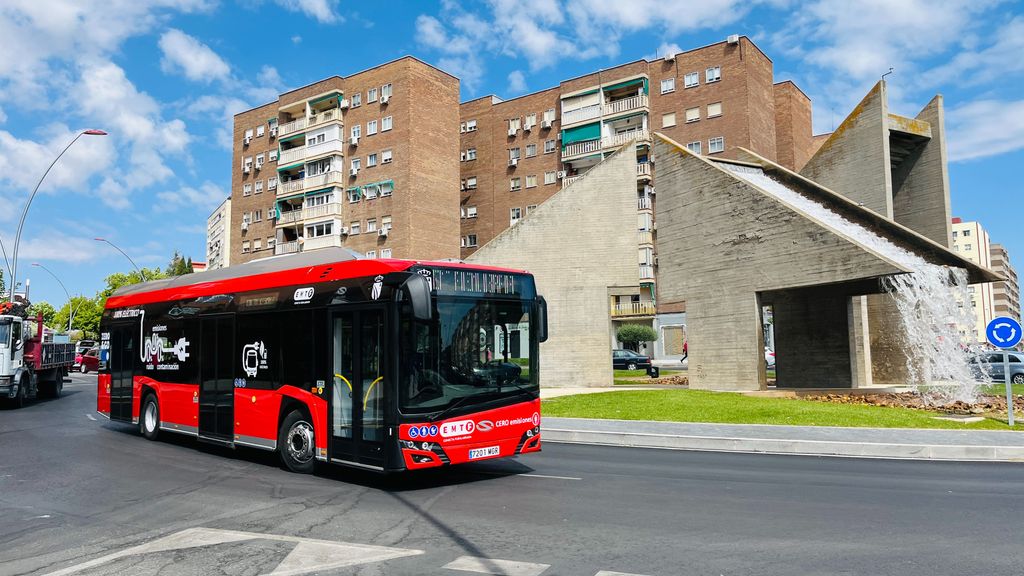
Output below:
[159,28,231,83]
[946,99,1024,162]
[0,124,115,195]
[507,70,528,94]
[653,42,683,60]
[291,35,303,44]
[17,229,108,263]
[274,0,342,24]
[926,16,1024,88]
[156,181,226,212]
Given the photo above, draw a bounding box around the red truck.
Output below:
[1,302,75,408]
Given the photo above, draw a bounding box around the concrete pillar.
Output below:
[848,296,873,388]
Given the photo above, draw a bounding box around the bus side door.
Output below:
[199,316,235,441]
[109,323,136,423]
[329,307,386,469]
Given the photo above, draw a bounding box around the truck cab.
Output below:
[0,315,26,403]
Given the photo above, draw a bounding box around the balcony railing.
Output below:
[611,301,657,318]
[562,130,650,159]
[605,93,648,116]
[278,138,345,165]
[636,162,651,178]
[302,234,344,251]
[638,230,654,245]
[638,196,652,210]
[276,202,344,226]
[561,94,649,126]
[275,241,300,255]
[561,175,583,188]
[277,109,343,138]
[278,171,345,196]
[278,117,307,138]
[640,264,655,280]
[561,104,601,125]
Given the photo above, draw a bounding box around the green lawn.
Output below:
[543,389,1022,430]
[981,383,1024,396]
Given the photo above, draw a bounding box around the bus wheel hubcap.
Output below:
[145,403,157,432]
[288,422,314,463]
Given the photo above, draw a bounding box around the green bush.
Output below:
[617,324,657,351]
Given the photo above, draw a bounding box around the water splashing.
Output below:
[722,163,988,402]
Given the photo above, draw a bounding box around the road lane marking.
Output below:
[443,556,550,576]
[85,414,97,421]
[517,474,581,481]
[594,572,652,576]
[42,527,423,576]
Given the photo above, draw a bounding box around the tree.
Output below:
[52,296,103,337]
[29,301,57,327]
[166,251,193,276]
[617,324,658,352]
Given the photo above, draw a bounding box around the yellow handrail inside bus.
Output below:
[363,376,383,410]
[334,373,352,392]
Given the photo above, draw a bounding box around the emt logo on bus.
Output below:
[440,419,475,438]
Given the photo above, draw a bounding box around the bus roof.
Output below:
[105,247,528,309]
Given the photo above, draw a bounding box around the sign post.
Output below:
[985,317,1022,427]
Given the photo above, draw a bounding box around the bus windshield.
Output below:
[0,319,9,348]
[400,296,538,415]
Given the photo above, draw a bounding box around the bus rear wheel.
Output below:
[279,410,316,474]
[140,394,160,440]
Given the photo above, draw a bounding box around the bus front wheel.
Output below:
[140,394,161,440]
[279,410,316,474]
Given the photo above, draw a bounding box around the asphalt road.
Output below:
[2,374,1024,576]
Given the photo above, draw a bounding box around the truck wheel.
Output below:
[41,378,62,399]
[140,394,161,440]
[11,377,27,409]
[278,410,316,474]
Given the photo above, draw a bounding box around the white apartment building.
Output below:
[951,217,994,342]
[207,197,231,271]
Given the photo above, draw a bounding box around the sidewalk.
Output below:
[543,417,1024,462]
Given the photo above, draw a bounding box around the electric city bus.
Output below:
[96,248,547,473]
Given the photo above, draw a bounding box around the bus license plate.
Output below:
[468,446,500,460]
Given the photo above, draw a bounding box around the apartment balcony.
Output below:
[561,94,649,127]
[275,240,300,255]
[276,202,344,227]
[611,301,657,318]
[302,234,345,251]
[562,130,650,160]
[277,171,346,195]
[561,175,583,188]
[278,138,345,165]
[638,230,654,246]
[636,161,652,179]
[277,108,343,138]
[638,196,652,211]
[639,264,655,280]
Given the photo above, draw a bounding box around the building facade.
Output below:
[990,243,1020,323]
[951,217,995,342]
[206,196,231,271]
[229,57,461,264]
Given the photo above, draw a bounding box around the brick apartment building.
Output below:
[228,56,460,264]
[220,37,815,353]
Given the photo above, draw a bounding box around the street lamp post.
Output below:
[94,238,147,282]
[31,262,75,333]
[7,129,108,304]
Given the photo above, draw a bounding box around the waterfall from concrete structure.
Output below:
[722,163,987,403]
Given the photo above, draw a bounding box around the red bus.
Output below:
[96,248,547,473]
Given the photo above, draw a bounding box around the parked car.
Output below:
[613,349,652,371]
[970,351,1024,383]
[75,348,100,373]
[765,347,776,368]
[75,339,97,355]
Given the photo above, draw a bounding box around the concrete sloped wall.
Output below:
[467,146,638,388]
[890,95,953,247]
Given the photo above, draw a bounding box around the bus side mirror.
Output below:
[403,274,433,321]
[537,296,548,343]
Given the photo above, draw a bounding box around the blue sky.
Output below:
[1,0,1022,308]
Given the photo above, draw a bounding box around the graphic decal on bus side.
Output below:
[242,341,268,377]
[371,275,384,300]
[139,311,191,371]
[417,269,434,291]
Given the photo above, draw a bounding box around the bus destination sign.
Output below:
[430,268,522,296]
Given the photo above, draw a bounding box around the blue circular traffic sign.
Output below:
[986,316,1023,349]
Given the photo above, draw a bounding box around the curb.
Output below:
[544,428,1024,462]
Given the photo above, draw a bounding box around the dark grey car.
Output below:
[970,351,1024,384]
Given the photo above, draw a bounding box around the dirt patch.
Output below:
[618,374,689,386]
[802,392,1024,415]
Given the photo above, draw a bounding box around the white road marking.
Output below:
[517,473,581,481]
[443,556,550,576]
[594,572,652,576]
[42,527,423,576]
[85,414,97,421]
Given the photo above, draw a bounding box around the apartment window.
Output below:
[351,92,361,107]
[256,125,265,137]
[686,141,701,154]
[965,243,972,251]
[466,205,477,218]
[367,87,378,103]
[243,156,252,172]
[706,66,721,83]
[253,209,262,222]
[364,183,379,199]
[254,180,264,194]
[952,231,959,238]
[351,158,361,172]
[242,240,250,253]
[366,250,376,258]
[526,143,537,157]
[307,132,325,146]
[367,119,378,135]
[510,177,521,191]
[544,171,556,185]
[463,234,478,247]
[685,107,700,123]
[510,207,522,225]
[382,116,393,131]
[269,149,278,161]
[963,230,971,237]
[708,136,725,153]
[543,109,556,123]
[381,149,392,163]
[255,153,265,170]
[544,139,556,153]
[307,156,333,176]
[306,221,333,238]
[244,129,253,143]
[526,174,537,188]
[508,117,522,134]
[684,72,699,88]
[524,113,537,130]
[662,112,676,128]
[380,181,393,196]
[366,218,377,233]
[268,176,278,190]
[466,148,477,161]
[351,124,361,139]
[267,236,275,249]
[307,191,332,206]
[381,248,392,258]
[381,215,392,231]
[350,221,361,235]
[243,183,252,196]
[466,176,477,189]
[708,102,722,118]
[660,77,675,94]
[509,147,521,161]
[381,83,392,100]
[367,153,377,167]
[466,119,477,132]
[527,204,538,214]
[971,300,977,308]
[347,187,361,203]
[253,238,262,251]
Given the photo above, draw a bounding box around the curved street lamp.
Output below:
[7,129,108,303]
[94,237,147,282]
[31,262,76,333]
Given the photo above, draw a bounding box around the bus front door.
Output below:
[329,308,386,469]
[199,316,235,441]
[109,324,135,423]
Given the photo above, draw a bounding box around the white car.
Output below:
[765,347,776,367]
